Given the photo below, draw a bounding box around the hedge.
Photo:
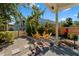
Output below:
[0,31,14,44]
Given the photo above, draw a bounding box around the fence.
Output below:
[5,27,79,38]
[58,27,79,35]
[7,31,27,38]
[12,27,79,37]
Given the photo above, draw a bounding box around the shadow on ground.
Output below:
[50,45,79,56]
[25,36,79,56]
[0,43,13,52]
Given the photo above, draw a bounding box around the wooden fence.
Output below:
[7,26,79,38]
[57,27,79,35]
[8,31,27,38]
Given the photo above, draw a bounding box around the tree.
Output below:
[0,4,19,31]
[61,17,73,27]
[26,5,44,36]
[37,24,45,35]
[44,21,54,34]
[66,17,73,27]
[0,3,27,31]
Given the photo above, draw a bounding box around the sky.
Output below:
[19,3,79,22]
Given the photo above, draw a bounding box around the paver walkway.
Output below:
[0,38,30,56]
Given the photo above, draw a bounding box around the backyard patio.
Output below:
[0,3,79,56]
[0,36,79,56]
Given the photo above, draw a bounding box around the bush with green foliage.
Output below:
[49,27,55,35]
[37,25,45,35]
[61,17,73,27]
[0,31,14,44]
[69,34,78,41]
[5,32,14,43]
[26,5,44,36]
[0,24,5,31]
[0,32,5,43]
[26,23,36,36]
[26,24,32,36]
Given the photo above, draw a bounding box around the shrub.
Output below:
[4,31,14,43]
[26,24,36,36]
[49,27,55,35]
[0,32,5,43]
[0,32,4,40]
[69,34,78,41]
[0,31,14,44]
[73,34,78,41]
[26,24,32,36]
[37,25,44,35]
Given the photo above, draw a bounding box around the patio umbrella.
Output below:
[45,3,79,44]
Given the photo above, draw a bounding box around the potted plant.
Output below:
[70,34,78,49]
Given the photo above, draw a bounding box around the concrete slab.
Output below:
[12,48,21,55]
[0,53,5,56]
[24,45,29,49]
